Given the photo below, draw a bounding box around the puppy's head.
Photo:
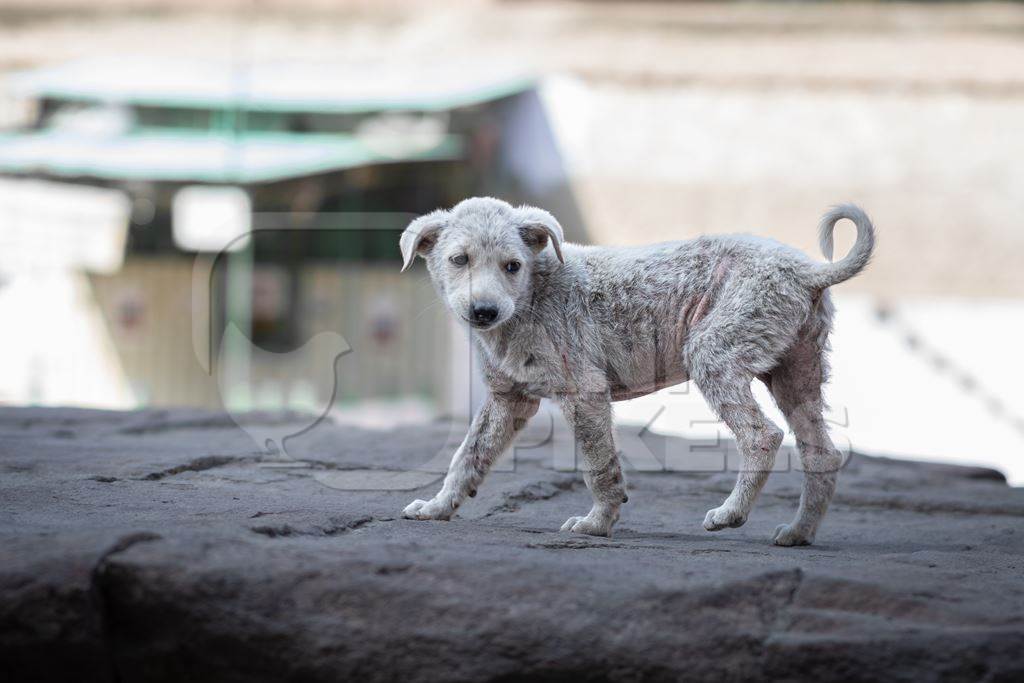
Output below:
[399,197,564,331]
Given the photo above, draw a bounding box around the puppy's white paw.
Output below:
[402,497,454,521]
[560,513,614,537]
[772,523,813,547]
[703,505,747,531]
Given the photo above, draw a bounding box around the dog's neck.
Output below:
[471,310,521,359]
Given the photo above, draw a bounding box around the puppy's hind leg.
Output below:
[694,368,784,533]
[767,338,843,547]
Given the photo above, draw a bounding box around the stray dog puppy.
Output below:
[399,197,874,545]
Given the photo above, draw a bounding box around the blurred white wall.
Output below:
[0,271,134,408]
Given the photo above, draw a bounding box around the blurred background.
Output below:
[0,0,1021,482]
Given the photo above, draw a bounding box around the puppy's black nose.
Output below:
[470,303,499,324]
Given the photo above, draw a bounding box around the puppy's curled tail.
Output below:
[807,203,875,290]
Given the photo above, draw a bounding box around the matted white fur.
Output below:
[399,197,875,545]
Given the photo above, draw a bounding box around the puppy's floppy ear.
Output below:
[516,206,564,264]
[399,209,448,272]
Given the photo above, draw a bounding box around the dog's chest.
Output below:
[477,333,570,397]
[501,347,558,393]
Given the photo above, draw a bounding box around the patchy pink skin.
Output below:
[695,256,732,324]
[681,255,731,335]
[618,257,734,402]
[688,294,711,327]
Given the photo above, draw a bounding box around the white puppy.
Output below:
[399,197,874,545]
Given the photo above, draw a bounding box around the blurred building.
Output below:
[0,57,588,415]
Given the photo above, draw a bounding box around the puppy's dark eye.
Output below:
[505,260,521,274]
[450,254,468,266]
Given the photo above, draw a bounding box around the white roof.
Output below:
[8,57,535,113]
[0,130,462,183]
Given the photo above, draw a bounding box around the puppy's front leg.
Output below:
[403,393,538,521]
[558,395,626,537]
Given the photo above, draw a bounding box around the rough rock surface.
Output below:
[2,406,1023,682]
